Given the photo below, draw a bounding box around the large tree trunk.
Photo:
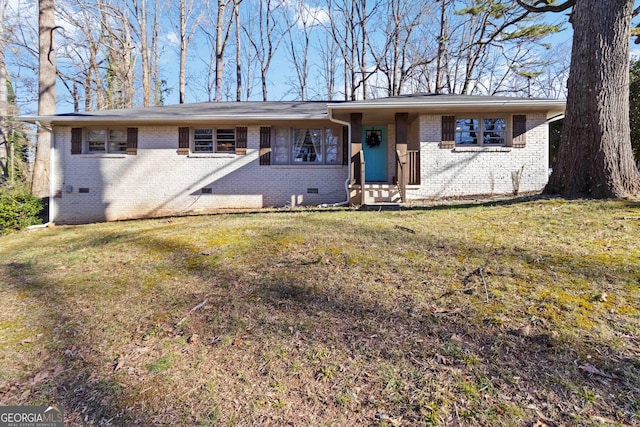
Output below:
[0,0,8,181]
[137,0,151,107]
[435,0,448,94]
[545,0,640,198]
[215,0,225,102]
[32,0,56,198]
[234,0,241,102]
[179,0,187,104]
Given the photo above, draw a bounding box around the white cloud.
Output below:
[285,0,329,28]
[6,0,37,27]
[167,31,180,47]
[298,4,330,27]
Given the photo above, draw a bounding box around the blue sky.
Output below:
[11,0,640,114]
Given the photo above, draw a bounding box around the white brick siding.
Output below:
[405,113,549,199]
[50,110,551,223]
[52,125,348,224]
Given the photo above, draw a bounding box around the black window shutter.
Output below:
[259,127,271,165]
[441,116,455,149]
[178,127,190,155]
[342,126,349,166]
[512,115,527,148]
[71,128,82,154]
[126,127,138,155]
[236,126,247,155]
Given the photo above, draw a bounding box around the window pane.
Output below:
[88,129,106,152]
[324,128,340,164]
[273,128,289,164]
[292,129,322,163]
[216,128,235,152]
[108,129,127,152]
[194,129,213,152]
[483,118,506,145]
[455,118,479,145]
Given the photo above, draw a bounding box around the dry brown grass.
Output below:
[0,197,639,426]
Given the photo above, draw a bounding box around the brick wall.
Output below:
[52,125,348,224]
[405,113,549,199]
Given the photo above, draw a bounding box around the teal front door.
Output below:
[362,126,387,182]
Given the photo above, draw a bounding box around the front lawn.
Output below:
[1,198,639,426]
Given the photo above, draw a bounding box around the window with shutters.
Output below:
[193,129,214,152]
[192,128,236,153]
[455,117,507,146]
[216,129,236,152]
[272,127,341,165]
[86,128,127,153]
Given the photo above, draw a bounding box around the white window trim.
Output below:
[454,116,510,147]
[272,127,342,166]
[84,127,128,154]
[190,127,237,155]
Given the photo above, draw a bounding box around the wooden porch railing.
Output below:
[351,150,365,186]
[408,150,420,185]
[351,150,366,204]
[396,150,406,203]
[397,150,420,203]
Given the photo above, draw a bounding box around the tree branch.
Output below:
[515,0,576,13]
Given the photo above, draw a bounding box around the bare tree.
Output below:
[32,0,56,197]
[95,0,136,109]
[407,0,558,96]
[435,0,451,93]
[56,0,103,111]
[174,0,200,104]
[131,0,153,106]
[243,0,292,101]
[150,0,162,105]
[234,0,241,101]
[285,1,324,100]
[199,0,235,102]
[315,31,339,100]
[326,0,379,100]
[0,0,8,181]
[371,0,429,96]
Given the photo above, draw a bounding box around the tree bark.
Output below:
[151,0,160,105]
[215,0,226,102]
[234,0,241,102]
[32,0,56,197]
[435,0,448,94]
[136,0,151,107]
[0,0,8,181]
[545,0,640,198]
[180,0,187,103]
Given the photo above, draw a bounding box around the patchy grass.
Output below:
[0,198,639,426]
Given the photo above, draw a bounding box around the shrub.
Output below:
[0,186,43,234]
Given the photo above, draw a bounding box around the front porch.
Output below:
[346,112,421,205]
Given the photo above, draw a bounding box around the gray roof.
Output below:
[20,94,565,125]
[328,93,566,111]
[21,101,337,125]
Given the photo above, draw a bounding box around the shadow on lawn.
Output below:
[130,226,640,424]
[1,261,156,425]
[2,216,639,425]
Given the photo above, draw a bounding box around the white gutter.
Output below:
[327,109,351,207]
[18,115,331,125]
[327,99,567,110]
[547,113,565,122]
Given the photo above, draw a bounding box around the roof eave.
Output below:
[18,114,330,126]
[327,99,566,110]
